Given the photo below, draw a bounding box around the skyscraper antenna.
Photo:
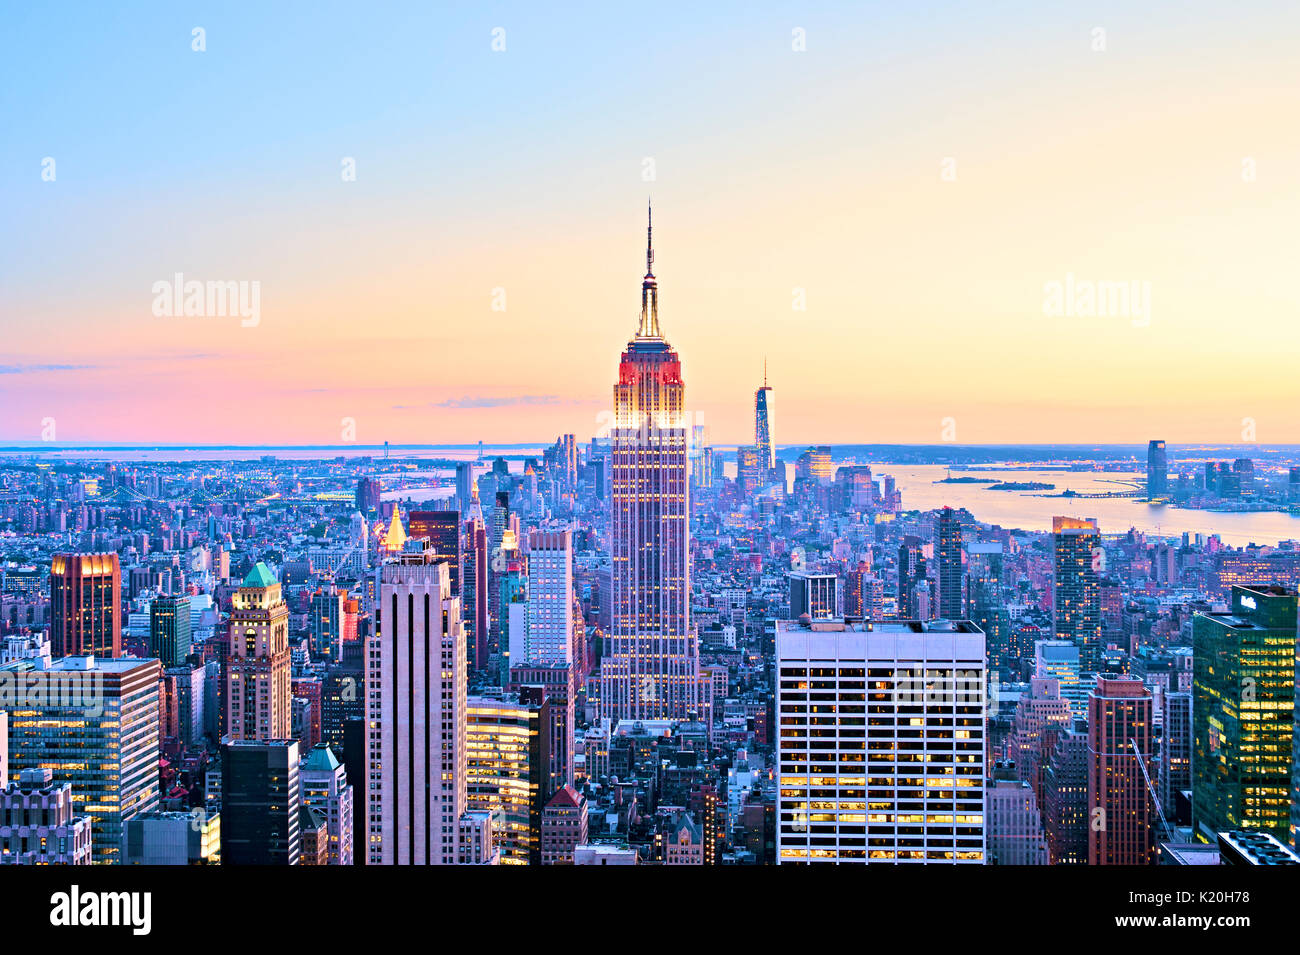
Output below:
[638,200,660,338]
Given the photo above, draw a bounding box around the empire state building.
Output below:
[600,206,700,721]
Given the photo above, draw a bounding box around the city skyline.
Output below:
[3,0,1298,923]
[6,3,1300,445]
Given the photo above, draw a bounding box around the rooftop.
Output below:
[241,562,277,588]
[775,617,982,634]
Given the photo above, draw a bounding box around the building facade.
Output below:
[775,618,986,864]
[226,563,292,740]
[601,208,699,722]
[50,553,121,657]
[1087,674,1155,865]
[367,547,476,864]
[2,655,160,864]
[1193,584,1296,842]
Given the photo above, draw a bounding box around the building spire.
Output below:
[638,200,660,338]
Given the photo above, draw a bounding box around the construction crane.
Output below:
[1130,737,1173,843]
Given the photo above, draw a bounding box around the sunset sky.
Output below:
[3,1,1300,446]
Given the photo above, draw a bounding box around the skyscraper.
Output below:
[355,476,381,514]
[601,206,699,722]
[755,364,774,477]
[455,462,475,514]
[965,542,1004,669]
[1052,517,1103,674]
[775,617,987,864]
[149,593,191,668]
[788,572,838,620]
[1161,689,1192,814]
[299,743,354,866]
[50,552,121,657]
[408,510,462,597]
[897,536,928,620]
[464,509,489,671]
[540,784,587,865]
[1147,440,1168,499]
[936,507,963,619]
[522,530,573,666]
[986,761,1049,865]
[226,563,292,741]
[1193,584,1296,842]
[1042,718,1089,865]
[465,696,543,865]
[735,445,764,496]
[308,589,344,663]
[0,769,94,865]
[220,738,300,866]
[487,491,511,657]
[1087,674,1155,865]
[2,655,161,864]
[844,561,877,618]
[1035,639,1089,718]
[367,544,487,864]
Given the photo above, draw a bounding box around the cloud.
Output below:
[397,395,569,410]
[0,363,97,374]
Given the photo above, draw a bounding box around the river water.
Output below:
[880,465,1300,547]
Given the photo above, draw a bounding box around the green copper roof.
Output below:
[241,562,277,588]
[302,744,341,773]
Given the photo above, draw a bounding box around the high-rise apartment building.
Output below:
[601,208,699,722]
[226,563,292,740]
[965,542,1004,670]
[509,671,575,797]
[775,617,986,864]
[936,508,963,619]
[487,491,511,654]
[1052,517,1103,674]
[165,663,206,748]
[355,476,382,514]
[50,552,121,657]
